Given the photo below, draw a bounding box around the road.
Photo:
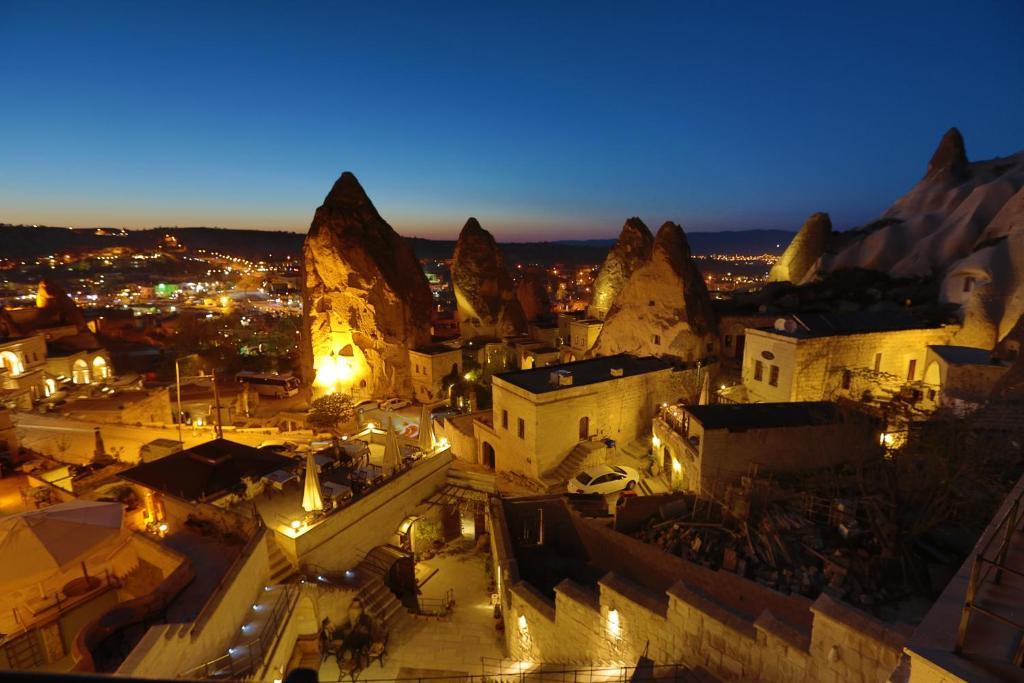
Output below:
[11,412,269,465]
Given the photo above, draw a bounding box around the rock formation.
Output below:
[591,222,718,362]
[587,218,654,319]
[450,218,526,338]
[767,213,832,284]
[300,172,432,400]
[36,279,88,330]
[515,271,551,322]
[798,128,1024,346]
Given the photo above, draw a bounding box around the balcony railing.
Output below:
[955,482,1024,666]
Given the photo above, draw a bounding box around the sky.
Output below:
[1,1,1022,241]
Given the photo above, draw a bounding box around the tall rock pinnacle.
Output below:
[451,218,526,338]
[587,217,654,320]
[768,212,832,285]
[925,127,969,181]
[300,171,432,399]
[591,222,718,362]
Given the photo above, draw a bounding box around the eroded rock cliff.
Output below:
[587,218,654,319]
[591,222,718,362]
[300,172,432,399]
[768,213,832,284]
[451,218,526,338]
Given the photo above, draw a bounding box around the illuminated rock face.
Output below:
[36,279,87,330]
[300,172,432,399]
[451,218,526,338]
[587,218,654,320]
[515,271,551,322]
[767,212,831,284]
[591,222,718,362]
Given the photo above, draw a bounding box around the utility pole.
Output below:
[175,357,184,447]
[211,370,224,439]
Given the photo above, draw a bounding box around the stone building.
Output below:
[739,311,958,404]
[0,334,49,405]
[407,343,462,403]
[652,401,881,494]
[565,317,604,361]
[475,354,684,479]
[920,345,1011,413]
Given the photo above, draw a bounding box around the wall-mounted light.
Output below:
[607,608,621,639]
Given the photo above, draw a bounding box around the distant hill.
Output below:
[0,224,792,267]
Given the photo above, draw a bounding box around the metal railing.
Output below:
[955,483,1024,665]
[178,583,299,680]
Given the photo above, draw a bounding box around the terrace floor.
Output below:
[318,549,505,680]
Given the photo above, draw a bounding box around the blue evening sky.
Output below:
[1,1,1022,240]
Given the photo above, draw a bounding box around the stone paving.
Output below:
[319,549,505,681]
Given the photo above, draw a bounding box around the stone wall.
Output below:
[490,498,909,682]
[275,451,452,571]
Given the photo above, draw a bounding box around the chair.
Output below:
[336,654,360,682]
[367,631,388,668]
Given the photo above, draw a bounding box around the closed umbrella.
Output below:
[0,500,123,587]
[301,449,323,513]
[417,404,435,453]
[93,427,106,463]
[382,413,401,476]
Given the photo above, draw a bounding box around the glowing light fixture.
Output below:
[607,608,621,638]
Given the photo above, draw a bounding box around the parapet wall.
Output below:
[505,572,907,682]
[491,498,909,682]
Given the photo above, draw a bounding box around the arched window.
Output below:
[92,356,109,380]
[0,351,23,377]
[72,358,91,384]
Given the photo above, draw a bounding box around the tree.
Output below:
[307,393,355,432]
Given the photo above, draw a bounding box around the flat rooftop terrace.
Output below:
[686,401,857,431]
[496,354,670,394]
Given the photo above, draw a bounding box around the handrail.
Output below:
[954,483,1024,663]
[178,582,299,680]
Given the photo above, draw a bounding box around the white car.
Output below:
[567,464,641,495]
[378,398,410,412]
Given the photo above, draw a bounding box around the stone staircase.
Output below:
[267,536,295,584]
[350,547,408,630]
[446,463,497,493]
[542,441,602,492]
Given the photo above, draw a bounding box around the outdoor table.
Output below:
[322,481,352,505]
[355,466,382,484]
[313,452,334,472]
[262,469,297,491]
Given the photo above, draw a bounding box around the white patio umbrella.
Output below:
[698,370,711,405]
[382,413,401,476]
[0,500,123,587]
[301,448,323,513]
[417,404,435,453]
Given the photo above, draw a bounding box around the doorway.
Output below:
[481,441,495,469]
[578,416,589,441]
